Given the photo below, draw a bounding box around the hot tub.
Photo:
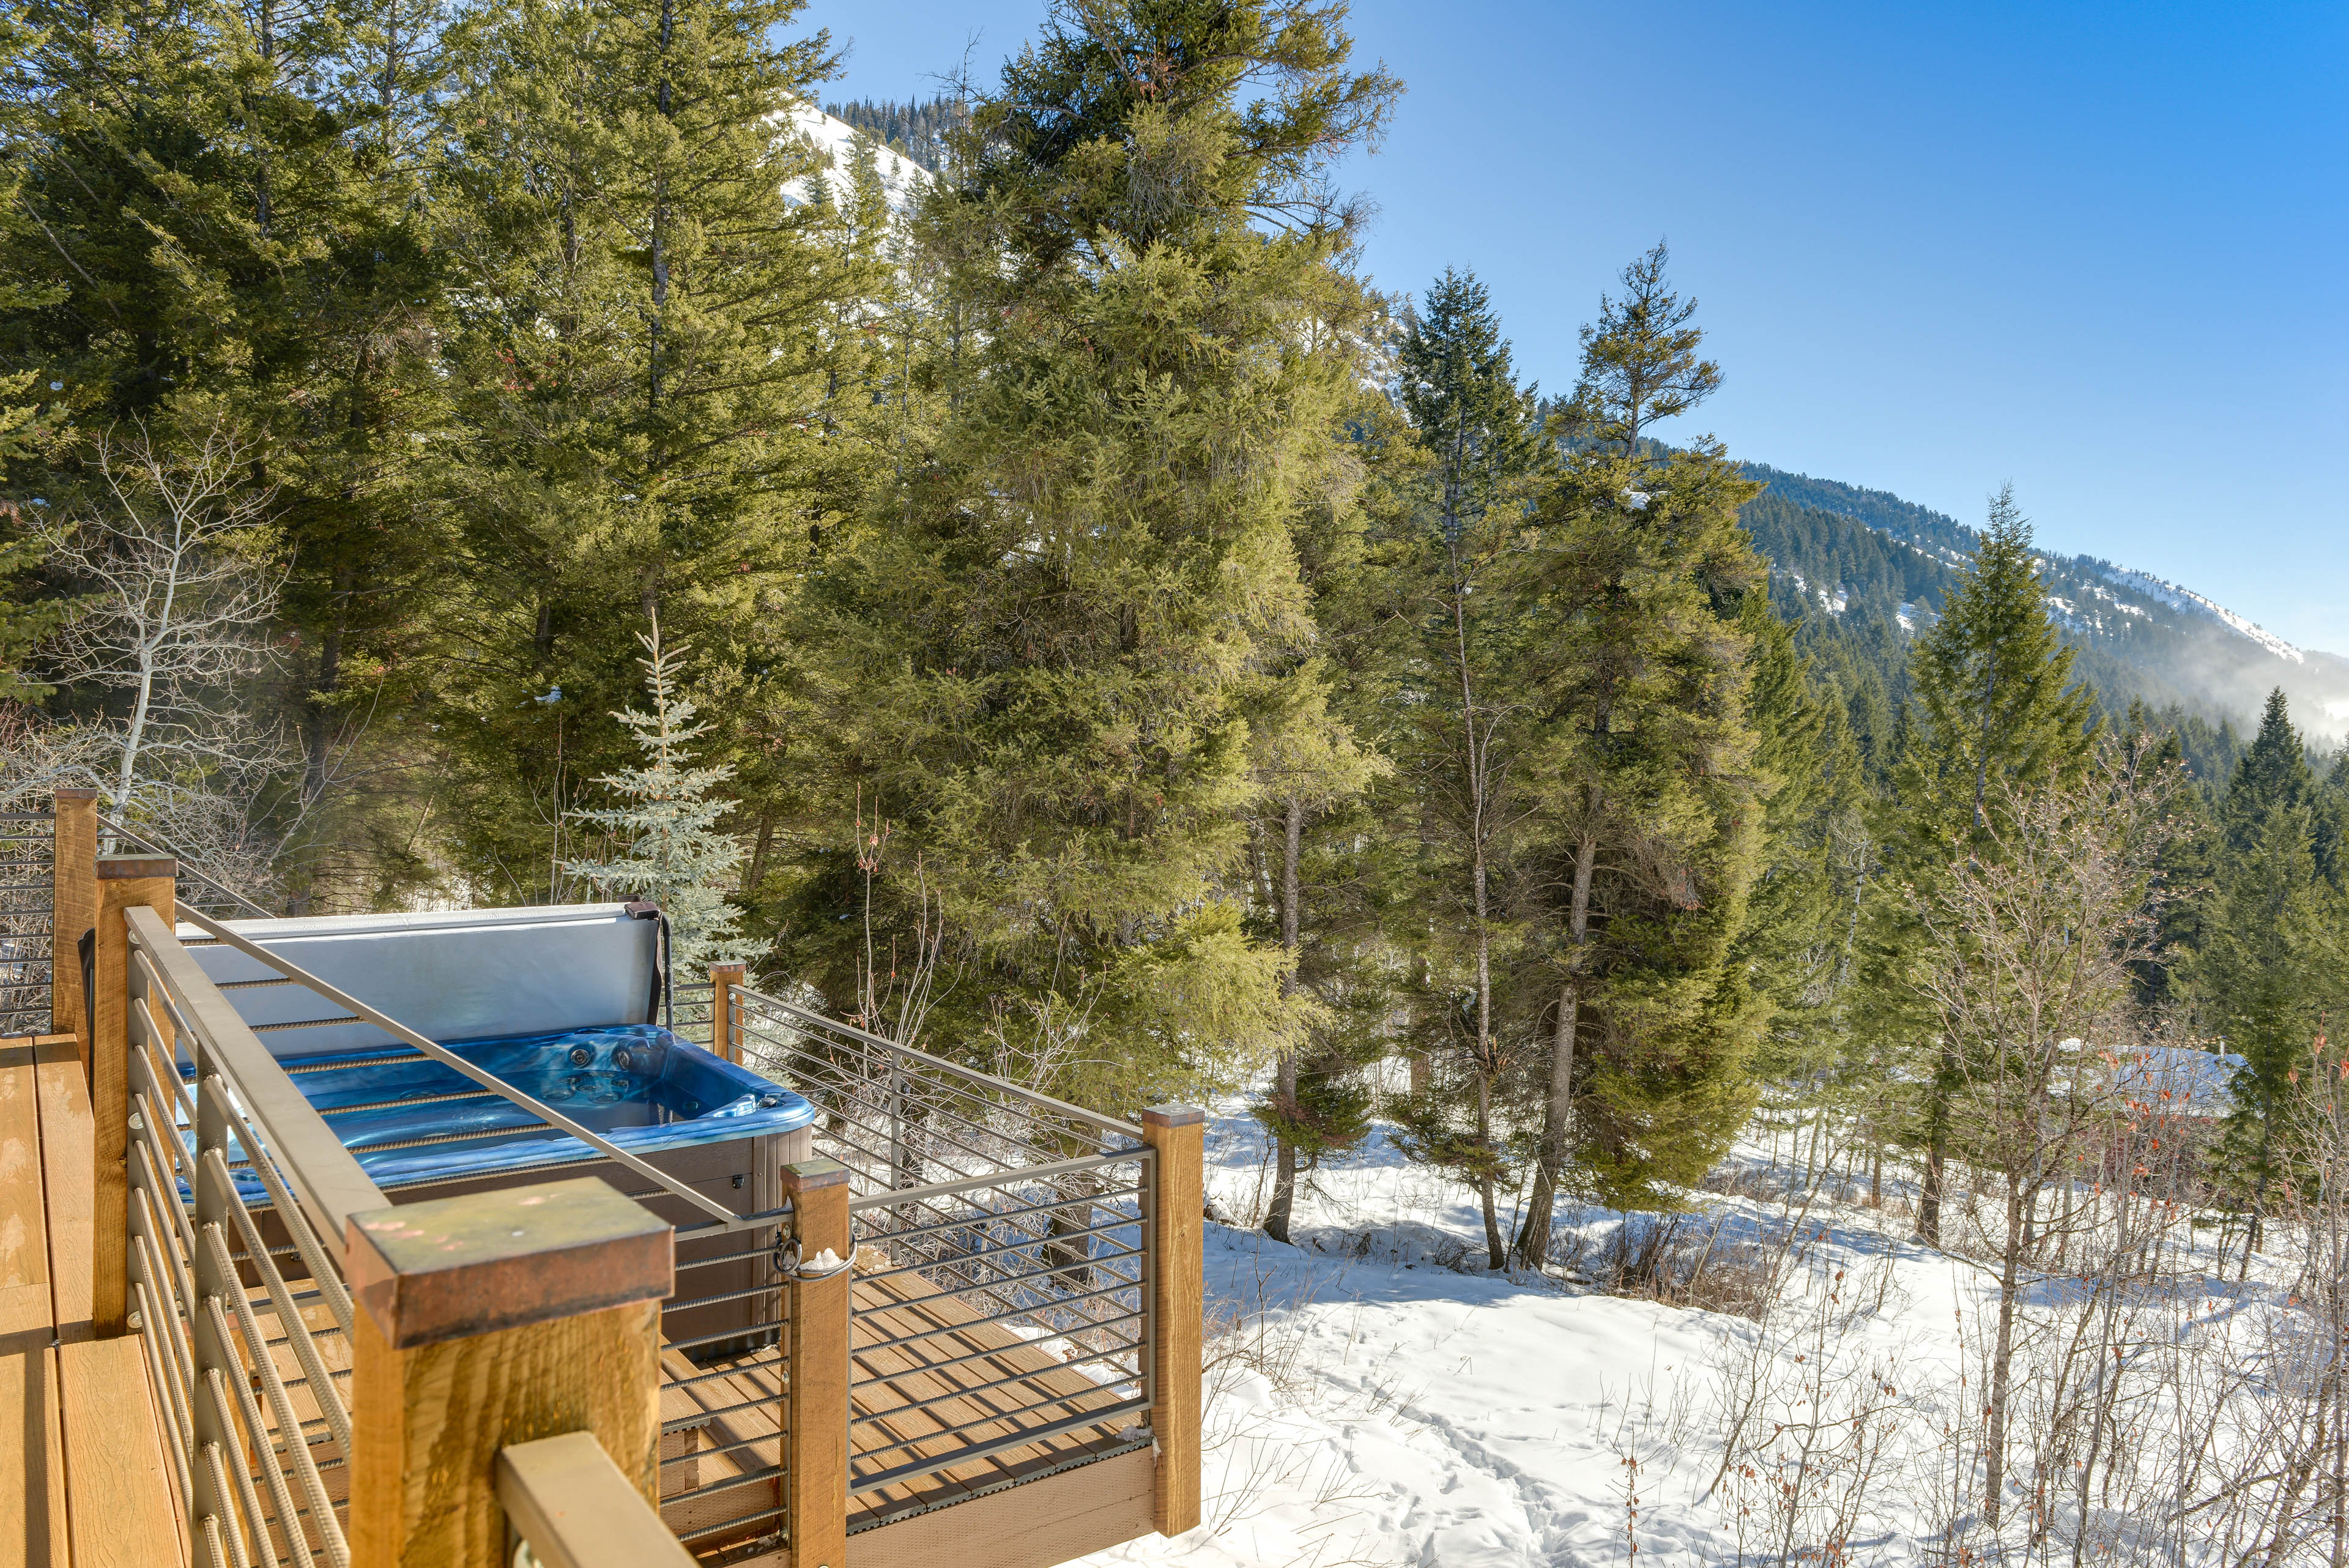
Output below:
[184,904,815,1354]
[273,1024,815,1188]
[258,1025,814,1353]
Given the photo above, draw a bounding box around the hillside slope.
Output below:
[1738,464,2349,740]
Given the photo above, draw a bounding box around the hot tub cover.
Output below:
[185,903,665,1060]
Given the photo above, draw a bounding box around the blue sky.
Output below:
[803,0,2349,653]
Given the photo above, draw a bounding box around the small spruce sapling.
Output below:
[563,621,760,975]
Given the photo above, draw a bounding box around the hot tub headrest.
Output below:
[183,903,662,1058]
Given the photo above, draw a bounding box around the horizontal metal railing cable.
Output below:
[732,988,1144,1146]
[842,1149,1143,1214]
[639,982,1170,1537]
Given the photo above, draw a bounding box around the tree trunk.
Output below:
[1265,797,1304,1245]
[1983,1176,2027,1528]
[1918,1039,1955,1247]
[301,565,352,809]
[1516,833,1596,1266]
[1475,1069,1505,1270]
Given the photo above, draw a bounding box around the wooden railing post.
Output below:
[710,961,746,1062]
[782,1157,851,1568]
[92,854,174,1338]
[51,787,97,1052]
[345,1176,674,1568]
[1141,1104,1204,1539]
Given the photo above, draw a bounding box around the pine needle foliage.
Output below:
[563,623,758,973]
[431,0,871,894]
[795,0,1400,1112]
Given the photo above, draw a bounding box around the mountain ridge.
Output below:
[1734,463,2349,741]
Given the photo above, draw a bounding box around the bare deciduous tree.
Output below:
[1909,743,2180,1529]
[37,415,291,883]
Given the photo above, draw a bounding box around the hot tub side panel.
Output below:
[368,1126,811,1353]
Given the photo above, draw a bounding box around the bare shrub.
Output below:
[1592,1211,1782,1320]
[1707,1252,1915,1566]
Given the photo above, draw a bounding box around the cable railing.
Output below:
[842,1159,1152,1507]
[116,894,812,1568]
[727,989,1155,1520]
[729,987,1145,1195]
[0,808,53,1037]
[69,815,1195,1564]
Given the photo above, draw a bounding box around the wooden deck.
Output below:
[4,1024,1153,1568]
[1,1035,187,1568]
[659,1258,1146,1558]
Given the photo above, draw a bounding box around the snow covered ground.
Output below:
[1071,1104,2277,1567]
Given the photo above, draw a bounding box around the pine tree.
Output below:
[563,623,758,974]
[2120,699,2203,1008]
[1561,240,1721,453]
[794,0,1400,1112]
[1879,485,2098,1246]
[2221,689,2317,858]
[2189,689,2348,1251]
[1506,245,1768,1253]
[1247,658,1386,1242]
[1383,266,1553,1266]
[432,0,870,902]
[1737,595,1873,1176]
[1897,488,2098,848]
[0,1,71,696]
[2,0,457,902]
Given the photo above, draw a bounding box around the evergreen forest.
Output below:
[4,0,2347,1285]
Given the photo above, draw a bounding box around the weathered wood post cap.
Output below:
[56,786,98,800]
[96,854,176,879]
[346,1176,674,1348]
[779,1156,850,1191]
[1141,1104,1206,1129]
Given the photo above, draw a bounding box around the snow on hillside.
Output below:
[780,104,930,209]
[1071,1103,2287,1567]
[2095,564,2306,664]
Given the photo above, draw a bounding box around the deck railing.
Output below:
[64,803,1202,1567]
[723,989,1160,1523]
[116,883,685,1568]
[125,894,374,1568]
[0,803,55,1036]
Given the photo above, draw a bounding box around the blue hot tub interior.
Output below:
[197,1025,815,1190]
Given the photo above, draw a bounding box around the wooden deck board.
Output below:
[0,1043,54,1353]
[1,1344,70,1568]
[60,1334,182,1568]
[2,1035,191,1568]
[31,1036,92,1343]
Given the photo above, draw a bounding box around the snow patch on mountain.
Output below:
[2095,565,2306,664]
[779,104,930,210]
